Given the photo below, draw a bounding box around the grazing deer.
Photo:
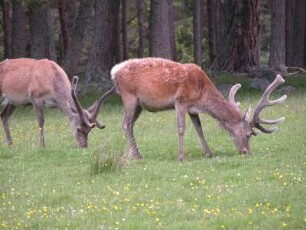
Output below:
[108,57,287,161]
[0,58,109,147]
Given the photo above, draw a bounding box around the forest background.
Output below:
[0,0,305,92]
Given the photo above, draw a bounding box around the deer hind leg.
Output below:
[188,113,213,158]
[32,100,45,147]
[0,103,16,145]
[175,104,187,161]
[122,95,142,159]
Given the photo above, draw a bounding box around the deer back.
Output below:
[111,58,215,111]
[0,58,71,106]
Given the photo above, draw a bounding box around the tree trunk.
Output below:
[149,0,172,59]
[216,0,231,70]
[207,0,217,67]
[291,0,305,67]
[193,0,202,65]
[58,0,70,55]
[285,0,295,66]
[85,0,120,87]
[121,0,128,60]
[29,2,56,60]
[65,0,78,31]
[63,0,94,77]
[168,0,177,60]
[268,0,286,70]
[304,1,306,68]
[218,0,260,72]
[1,0,12,58]
[11,0,27,58]
[137,0,145,58]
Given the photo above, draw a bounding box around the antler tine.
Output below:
[88,85,116,119]
[228,84,241,103]
[228,84,241,110]
[71,76,94,128]
[251,74,287,133]
[86,85,116,129]
[71,76,78,89]
[258,117,285,125]
[71,76,84,113]
[254,124,278,134]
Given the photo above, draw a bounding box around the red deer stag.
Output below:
[109,58,287,161]
[0,58,109,147]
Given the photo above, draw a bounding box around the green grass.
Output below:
[0,79,305,229]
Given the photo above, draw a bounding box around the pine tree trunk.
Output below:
[168,0,177,60]
[207,0,217,67]
[85,0,120,86]
[218,0,260,72]
[268,0,286,70]
[304,1,306,68]
[58,0,70,55]
[150,0,172,59]
[11,0,27,58]
[121,0,128,60]
[137,0,145,58]
[63,0,94,77]
[285,0,295,66]
[216,0,231,69]
[29,2,56,60]
[1,0,12,58]
[193,0,202,65]
[65,0,78,31]
[291,0,305,67]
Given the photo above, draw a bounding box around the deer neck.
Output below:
[58,96,78,123]
[200,89,243,133]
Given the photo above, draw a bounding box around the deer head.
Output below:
[70,76,111,147]
[228,74,287,154]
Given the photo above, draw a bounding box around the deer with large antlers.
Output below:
[0,58,109,147]
[108,57,287,161]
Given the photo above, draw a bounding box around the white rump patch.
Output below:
[111,60,131,80]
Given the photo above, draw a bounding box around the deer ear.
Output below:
[243,106,252,121]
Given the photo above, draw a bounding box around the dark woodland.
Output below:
[0,0,305,90]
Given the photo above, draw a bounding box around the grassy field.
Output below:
[0,76,305,229]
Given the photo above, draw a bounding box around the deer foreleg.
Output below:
[188,113,213,158]
[0,103,16,145]
[175,105,187,161]
[122,97,142,159]
[33,101,45,147]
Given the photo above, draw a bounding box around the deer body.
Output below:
[0,58,106,147]
[0,58,70,106]
[110,58,287,160]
